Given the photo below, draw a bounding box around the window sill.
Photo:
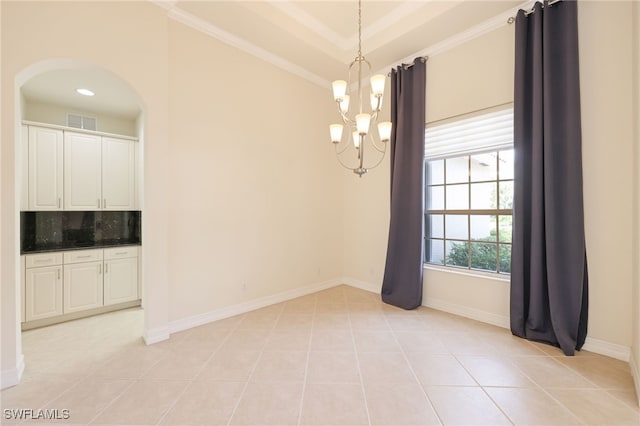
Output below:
[423,264,510,283]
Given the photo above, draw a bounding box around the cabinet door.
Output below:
[102,137,135,210]
[28,126,63,211]
[104,257,138,305]
[25,265,63,321]
[21,256,26,323]
[63,261,103,313]
[64,132,102,210]
[21,125,29,211]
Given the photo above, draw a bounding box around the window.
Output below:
[424,108,513,274]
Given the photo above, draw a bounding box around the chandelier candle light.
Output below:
[329,0,392,177]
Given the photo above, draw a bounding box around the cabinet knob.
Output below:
[97,199,101,208]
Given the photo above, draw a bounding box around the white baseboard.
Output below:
[167,279,342,335]
[420,298,634,362]
[143,326,170,345]
[0,354,24,390]
[581,337,631,362]
[422,297,510,329]
[630,352,640,407]
[153,277,635,368]
[341,277,379,294]
[341,278,511,329]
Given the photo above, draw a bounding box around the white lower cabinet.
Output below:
[25,254,64,321]
[23,247,139,324]
[104,247,139,306]
[63,261,104,314]
[25,266,63,321]
[63,249,104,314]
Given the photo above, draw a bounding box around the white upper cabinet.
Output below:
[28,125,64,210]
[102,137,135,210]
[24,124,138,211]
[64,132,102,210]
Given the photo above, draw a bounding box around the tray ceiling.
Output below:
[20,1,524,119]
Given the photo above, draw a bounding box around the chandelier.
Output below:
[329,0,392,177]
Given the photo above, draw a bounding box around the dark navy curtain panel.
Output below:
[511,0,589,355]
[381,58,426,310]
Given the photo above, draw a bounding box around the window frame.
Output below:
[423,107,514,275]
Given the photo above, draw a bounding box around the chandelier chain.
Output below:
[357,0,362,58]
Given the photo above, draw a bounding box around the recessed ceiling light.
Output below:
[76,88,95,96]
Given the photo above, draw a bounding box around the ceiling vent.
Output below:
[67,113,97,131]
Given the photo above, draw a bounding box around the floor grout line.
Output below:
[347,293,374,426]
[154,317,244,426]
[296,296,318,426]
[86,372,139,424]
[8,288,639,425]
[225,303,285,426]
[383,309,445,426]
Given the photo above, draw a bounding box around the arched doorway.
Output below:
[1,59,149,388]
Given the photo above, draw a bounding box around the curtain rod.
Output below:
[387,56,428,76]
[507,0,563,24]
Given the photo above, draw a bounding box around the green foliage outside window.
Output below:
[446,226,512,273]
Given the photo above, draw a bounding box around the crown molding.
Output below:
[271,2,347,48]
[273,1,428,52]
[375,1,533,76]
[152,0,330,88]
[356,1,434,47]
[151,0,533,89]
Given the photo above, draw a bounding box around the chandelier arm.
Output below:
[366,132,387,153]
[370,140,386,154]
[334,140,352,156]
[334,144,359,172]
[339,111,356,126]
[335,100,356,125]
[361,143,387,170]
[373,94,382,115]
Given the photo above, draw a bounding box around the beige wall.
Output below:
[166,21,343,321]
[632,0,640,403]
[1,0,344,386]
[342,2,636,356]
[579,1,634,349]
[342,156,390,288]
[23,100,137,136]
[426,24,514,124]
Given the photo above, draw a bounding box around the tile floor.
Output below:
[1,285,639,425]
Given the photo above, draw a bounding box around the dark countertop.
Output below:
[21,241,141,255]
